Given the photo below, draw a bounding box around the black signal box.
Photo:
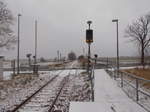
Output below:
[94,54,98,58]
[86,29,93,43]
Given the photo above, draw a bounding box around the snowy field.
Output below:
[70,69,147,112]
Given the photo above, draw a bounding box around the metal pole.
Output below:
[34,20,38,74]
[88,39,93,101]
[88,43,91,73]
[95,57,97,65]
[107,57,108,69]
[121,72,123,87]
[112,19,119,79]
[91,71,94,101]
[35,20,37,65]
[57,50,59,61]
[59,53,61,61]
[86,20,94,101]
[89,24,91,30]
[136,78,139,101]
[17,14,21,74]
[87,21,91,73]
[13,60,15,75]
[116,21,119,78]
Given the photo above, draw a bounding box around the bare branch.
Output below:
[0,0,16,50]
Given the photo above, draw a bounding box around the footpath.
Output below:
[69,69,147,112]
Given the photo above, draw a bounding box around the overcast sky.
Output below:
[2,0,150,59]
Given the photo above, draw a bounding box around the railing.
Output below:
[87,64,95,102]
[91,65,95,101]
[106,68,150,111]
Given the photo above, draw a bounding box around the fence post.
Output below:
[114,68,116,80]
[11,60,15,75]
[107,57,108,69]
[121,72,123,87]
[136,78,139,101]
[90,67,94,102]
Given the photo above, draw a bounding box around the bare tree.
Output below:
[68,51,76,60]
[40,57,46,62]
[0,1,16,49]
[125,14,150,66]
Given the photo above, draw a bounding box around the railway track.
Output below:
[9,70,74,112]
[48,75,71,112]
[10,75,58,112]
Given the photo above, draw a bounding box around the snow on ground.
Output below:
[70,102,118,112]
[58,61,84,77]
[57,69,83,77]
[0,69,84,111]
[3,71,57,80]
[95,69,146,112]
[3,71,12,80]
[0,70,58,111]
[70,69,147,112]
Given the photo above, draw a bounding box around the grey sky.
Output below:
[2,0,150,59]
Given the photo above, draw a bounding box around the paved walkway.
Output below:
[70,69,147,112]
[94,69,146,112]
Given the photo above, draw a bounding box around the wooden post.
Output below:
[136,78,139,101]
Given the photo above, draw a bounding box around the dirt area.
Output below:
[123,68,150,89]
[123,68,150,80]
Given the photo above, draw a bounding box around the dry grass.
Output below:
[123,68,150,89]
[123,68,150,80]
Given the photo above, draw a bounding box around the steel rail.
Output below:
[48,76,69,112]
[11,75,59,112]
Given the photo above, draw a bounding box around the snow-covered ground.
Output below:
[2,60,78,80]
[0,68,86,111]
[3,70,61,80]
[70,69,147,112]
[0,71,57,111]
[3,71,12,80]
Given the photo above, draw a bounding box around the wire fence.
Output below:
[106,68,150,112]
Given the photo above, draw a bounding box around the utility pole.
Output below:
[57,50,59,61]
[112,19,119,79]
[33,20,38,74]
[86,20,94,101]
[35,20,37,65]
[60,53,61,61]
[17,14,21,74]
[86,21,93,73]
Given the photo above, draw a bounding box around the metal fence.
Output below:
[87,65,95,102]
[106,68,150,112]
